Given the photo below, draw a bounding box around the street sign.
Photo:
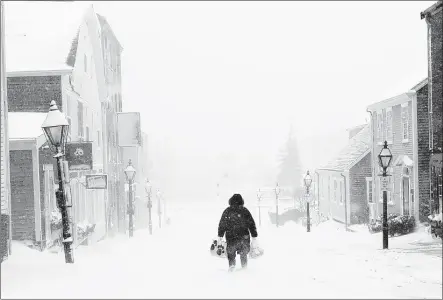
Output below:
[381,176,391,191]
[85,174,108,190]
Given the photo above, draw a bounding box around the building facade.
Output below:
[96,13,124,236]
[421,1,442,217]
[5,3,124,249]
[367,89,420,222]
[1,0,12,262]
[316,124,371,225]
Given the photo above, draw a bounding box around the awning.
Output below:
[394,154,414,167]
[9,112,48,148]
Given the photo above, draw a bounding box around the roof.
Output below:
[410,78,428,91]
[367,92,411,112]
[96,13,123,50]
[5,1,89,73]
[421,1,443,19]
[346,124,366,133]
[318,124,371,172]
[8,112,47,140]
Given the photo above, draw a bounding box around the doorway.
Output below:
[402,176,410,215]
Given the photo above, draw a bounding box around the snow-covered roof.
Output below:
[318,124,371,171]
[411,78,428,91]
[8,112,47,140]
[96,13,123,51]
[5,1,89,73]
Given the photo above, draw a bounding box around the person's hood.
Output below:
[229,194,244,206]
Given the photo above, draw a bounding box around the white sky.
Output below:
[5,1,432,201]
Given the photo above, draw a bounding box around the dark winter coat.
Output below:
[218,194,258,244]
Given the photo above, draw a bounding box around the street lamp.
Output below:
[275,183,281,227]
[378,141,393,249]
[41,101,73,263]
[145,179,153,235]
[156,189,162,229]
[304,170,313,232]
[124,159,136,238]
[256,189,262,227]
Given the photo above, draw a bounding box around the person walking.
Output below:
[217,193,258,272]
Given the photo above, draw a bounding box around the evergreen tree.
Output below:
[276,125,303,194]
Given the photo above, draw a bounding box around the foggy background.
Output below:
[5,1,431,203]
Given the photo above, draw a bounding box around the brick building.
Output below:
[1,0,12,262]
[411,79,431,222]
[5,2,124,249]
[316,124,371,225]
[421,1,442,217]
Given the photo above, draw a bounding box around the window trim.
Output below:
[339,179,344,206]
[385,107,393,144]
[332,178,338,203]
[401,102,409,143]
[66,116,72,142]
[377,111,384,145]
[84,54,88,73]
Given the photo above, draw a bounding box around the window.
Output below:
[86,126,90,141]
[66,117,72,142]
[97,131,101,147]
[366,178,373,203]
[377,111,384,143]
[339,180,344,205]
[386,107,393,143]
[84,54,88,73]
[333,179,338,203]
[401,103,409,142]
[78,102,84,138]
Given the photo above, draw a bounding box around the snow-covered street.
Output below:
[1,203,442,299]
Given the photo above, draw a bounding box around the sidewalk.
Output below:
[349,223,442,258]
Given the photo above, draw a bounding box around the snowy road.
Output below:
[1,203,442,299]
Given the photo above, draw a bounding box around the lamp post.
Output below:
[41,101,73,263]
[378,141,393,249]
[304,170,313,233]
[145,179,153,235]
[124,159,136,238]
[275,183,281,227]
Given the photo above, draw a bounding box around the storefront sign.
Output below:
[85,174,108,190]
[65,142,93,171]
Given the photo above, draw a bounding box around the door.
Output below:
[402,176,410,215]
[366,178,375,221]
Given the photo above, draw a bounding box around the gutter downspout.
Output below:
[367,108,376,220]
[341,173,348,231]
